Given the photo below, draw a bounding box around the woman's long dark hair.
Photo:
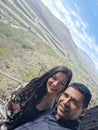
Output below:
[15,66,72,105]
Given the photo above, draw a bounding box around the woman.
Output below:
[1,66,72,130]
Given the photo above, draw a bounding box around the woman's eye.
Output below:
[52,75,57,80]
[60,82,66,86]
[63,93,69,97]
[52,75,66,86]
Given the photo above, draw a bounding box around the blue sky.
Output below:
[41,0,98,73]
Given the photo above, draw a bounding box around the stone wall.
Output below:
[80,106,98,130]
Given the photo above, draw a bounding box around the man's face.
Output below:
[56,86,87,120]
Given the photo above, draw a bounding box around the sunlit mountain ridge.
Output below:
[0,0,98,106]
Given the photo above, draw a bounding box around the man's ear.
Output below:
[80,108,88,117]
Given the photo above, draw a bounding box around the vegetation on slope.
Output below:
[0,0,98,106]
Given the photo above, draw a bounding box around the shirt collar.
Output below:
[50,107,79,130]
[57,118,80,130]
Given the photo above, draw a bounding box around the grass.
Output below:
[0,0,98,106]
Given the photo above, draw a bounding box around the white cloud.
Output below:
[55,1,98,54]
[41,0,98,71]
[91,53,98,70]
[74,4,80,13]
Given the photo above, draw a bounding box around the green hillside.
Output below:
[0,0,98,106]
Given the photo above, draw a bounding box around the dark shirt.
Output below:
[14,110,80,130]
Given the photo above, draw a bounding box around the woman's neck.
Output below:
[44,92,57,99]
[36,93,56,111]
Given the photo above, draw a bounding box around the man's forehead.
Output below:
[64,86,84,100]
[65,86,79,91]
[65,86,74,91]
[64,86,84,97]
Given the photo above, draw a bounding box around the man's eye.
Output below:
[71,99,79,106]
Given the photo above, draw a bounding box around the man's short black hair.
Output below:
[68,83,92,108]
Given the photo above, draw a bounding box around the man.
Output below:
[14,82,92,130]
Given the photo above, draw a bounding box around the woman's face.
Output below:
[47,72,68,95]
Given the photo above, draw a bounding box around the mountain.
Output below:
[26,0,77,53]
[0,0,98,106]
[78,47,98,76]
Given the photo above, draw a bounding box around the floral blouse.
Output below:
[0,84,41,130]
